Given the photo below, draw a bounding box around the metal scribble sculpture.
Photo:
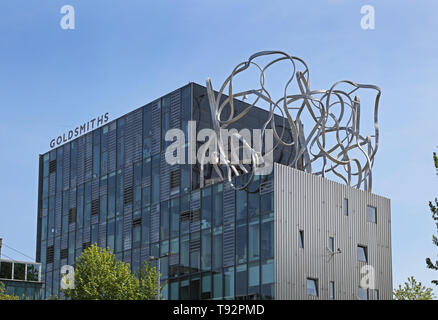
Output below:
[205,50,381,192]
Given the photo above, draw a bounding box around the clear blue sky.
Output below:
[1,0,437,294]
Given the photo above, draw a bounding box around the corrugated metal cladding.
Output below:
[274,163,392,300]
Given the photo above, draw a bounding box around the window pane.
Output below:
[343,198,348,215]
[307,278,318,296]
[299,230,304,249]
[224,267,234,299]
[357,245,368,262]
[329,237,334,252]
[213,272,222,299]
[367,205,377,223]
[329,281,335,299]
[248,217,260,262]
[358,287,368,300]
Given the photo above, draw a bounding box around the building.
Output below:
[0,258,43,299]
[36,82,392,299]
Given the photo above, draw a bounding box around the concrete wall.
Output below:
[274,163,392,300]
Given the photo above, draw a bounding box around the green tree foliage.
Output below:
[0,282,19,300]
[426,152,438,286]
[63,244,160,300]
[393,276,435,300]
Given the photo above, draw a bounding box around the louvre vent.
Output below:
[124,186,133,204]
[132,217,141,226]
[46,246,54,264]
[190,209,200,223]
[82,242,91,251]
[180,210,190,222]
[60,248,68,260]
[49,160,57,174]
[68,208,77,224]
[91,199,100,215]
[170,169,180,188]
[260,180,273,194]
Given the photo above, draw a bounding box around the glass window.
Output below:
[299,230,304,249]
[248,217,260,262]
[212,227,222,270]
[115,216,123,253]
[213,184,223,226]
[14,263,26,281]
[170,197,179,238]
[160,201,170,241]
[248,262,260,295]
[358,287,368,300]
[26,264,39,282]
[201,187,212,229]
[190,275,200,299]
[261,260,274,285]
[116,170,123,216]
[133,224,141,248]
[169,280,179,300]
[357,245,368,262]
[180,278,189,300]
[261,192,273,214]
[0,261,13,279]
[329,281,335,299]
[261,214,274,259]
[108,172,116,219]
[329,237,334,252]
[180,235,190,274]
[375,289,379,300]
[236,264,247,297]
[306,278,318,296]
[367,205,377,223]
[141,207,150,245]
[236,189,247,221]
[248,192,260,217]
[201,229,211,271]
[343,198,349,216]
[213,271,223,299]
[224,267,234,299]
[151,155,160,203]
[236,222,247,264]
[201,273,212,299]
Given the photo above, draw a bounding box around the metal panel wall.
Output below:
[274,163,392,300]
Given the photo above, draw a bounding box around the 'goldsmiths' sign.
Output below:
[50,113,109,149]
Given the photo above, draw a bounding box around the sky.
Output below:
[0,0,438,295]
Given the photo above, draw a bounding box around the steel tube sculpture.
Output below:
[205,50,381,192]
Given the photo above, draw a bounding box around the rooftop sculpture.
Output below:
[205,51,381,192]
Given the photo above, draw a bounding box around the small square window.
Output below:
[299,230,304,249]
[343,198,349,216]
[358,287,369,300]
[307,278,318,296]
[357,245,368,262]
[329,237,334,252]
[367,205,377,223]
[329,281,335,299]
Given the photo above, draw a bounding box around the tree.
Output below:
[63,244,160,300]
[426,152,438,286]
[393,276,435,300]
[0,282,19,300]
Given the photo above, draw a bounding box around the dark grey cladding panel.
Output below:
[160,154,171,202]
[75,229,82,248]
[77,136,85,185]
[91,178,99,201]
[141,245,150,262]
[98,223,106,248]
[83,225,91,243]
[124,163,133,188]
[108,122,117,173]
[170,89,181,129]
[49,173,56,196]
[68,223,75,233]
[55,193,62,236]
[150,203,159,243]
[123,212,132,251]
[125,109,143,165]
[85,134,93,181]
[69,187,76,208]
[61,234,68,250]
[223,222,235,267]
[99,178,107,196]
[223,182,235,225]
[63,144,70,190]
[151,101,161,156]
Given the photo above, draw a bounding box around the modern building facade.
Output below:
[0,259,43,299]
[36,83,392,300]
